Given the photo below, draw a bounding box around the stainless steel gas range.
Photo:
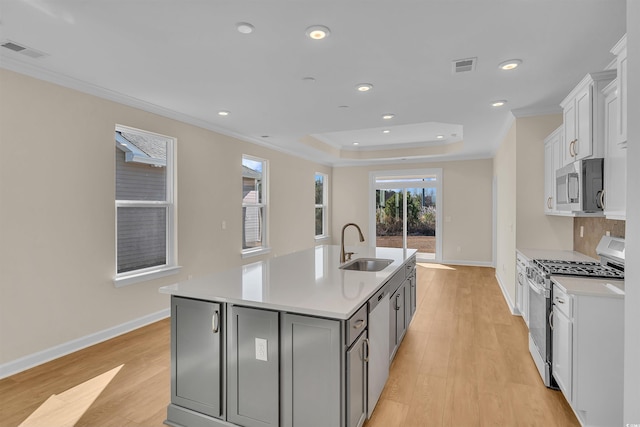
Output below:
[527,236,625,388]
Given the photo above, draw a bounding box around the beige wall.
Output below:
[494,122,517,304]
[515,115,573,250]
[494,114,573,307]
[0,69,330,365]
[332,159,494,265]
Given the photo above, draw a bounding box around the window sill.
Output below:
[315,235,331,242]
[241,247,271,259]
[113,265,182,288]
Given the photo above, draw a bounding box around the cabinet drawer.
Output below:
[346,304,368,346]
[553,284,572,318]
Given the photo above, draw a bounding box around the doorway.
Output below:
[369,169,442,262]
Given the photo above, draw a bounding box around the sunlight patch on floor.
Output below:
[417,262,456,270]
[18,364,123,427]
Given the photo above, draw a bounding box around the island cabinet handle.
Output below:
[212,310,220,334]
[395,294,401,311]
[353,319,365,329]
[363,338,370,363]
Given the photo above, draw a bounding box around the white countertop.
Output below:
[516,248,597,262]
[552,275,625,298]
[159,245,417,320]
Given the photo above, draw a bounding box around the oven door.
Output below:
[528,278,552,386]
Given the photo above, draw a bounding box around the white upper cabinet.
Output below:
[560,70,616,165]
[544,125,563,214]
[611,34,627,146]
[602,79,626,220]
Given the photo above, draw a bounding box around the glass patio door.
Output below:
[372,170,442,262]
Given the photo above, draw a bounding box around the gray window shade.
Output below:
[117,207,167,273]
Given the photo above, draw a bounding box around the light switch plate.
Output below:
[255,338,268,361]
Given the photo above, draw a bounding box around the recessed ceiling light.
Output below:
[236,22,254,34]
[353,142,360,146]
[382,113,395,120]
[302,76,316,82]
[306,25,330,40]
[436,135,444,139]
[382,129,390,134]
[218,110,230,116]
[356,83,373,92]
[338,105,350,108]
[498,59,522,70]
[491,100,507,107]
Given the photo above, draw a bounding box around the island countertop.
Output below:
[159,245,417,320]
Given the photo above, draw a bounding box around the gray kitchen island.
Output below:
[160,245,417,427]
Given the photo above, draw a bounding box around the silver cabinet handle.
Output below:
[598,190,605,209]
[549,310,554,331]
[556,298,565,304]
[569,139,578,157]
[353,319,365,329]
[212,310,220,333]
[363,338,370,363]
[395,294,401,311]
[547,197,552,209]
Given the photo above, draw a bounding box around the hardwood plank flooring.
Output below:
[0,264,578,427]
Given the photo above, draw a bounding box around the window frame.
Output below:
[314,172,329,239]
[242,154,270,258]
[113,125,180,287]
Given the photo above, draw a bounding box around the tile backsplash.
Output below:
[574,217,625,259]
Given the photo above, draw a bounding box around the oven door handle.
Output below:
[528,279,550,298]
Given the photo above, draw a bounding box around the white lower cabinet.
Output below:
[551,287,572,402]
[551,283,624,427]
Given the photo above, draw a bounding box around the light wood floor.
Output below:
[0,265,578,427]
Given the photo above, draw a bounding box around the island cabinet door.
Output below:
[171,296,223,419]
[346,331,368,427]
[228,305,279,427]
[281,313,342,427]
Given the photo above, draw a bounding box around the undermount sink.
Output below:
[340,258,393,272]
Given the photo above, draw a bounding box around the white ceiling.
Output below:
[0,0,627,166]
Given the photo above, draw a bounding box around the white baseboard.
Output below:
[494,271,518,315]
[0,308,170,379]
[421,259,494,267]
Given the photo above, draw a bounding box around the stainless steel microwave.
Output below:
[555,158,604,212]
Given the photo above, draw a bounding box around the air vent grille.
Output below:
[1,40,47,59]
[452,57,477,73]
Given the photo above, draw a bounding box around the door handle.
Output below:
[363,338,370,363]
[212,310,220,333]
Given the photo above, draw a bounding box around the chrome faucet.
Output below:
[340,223,365,263]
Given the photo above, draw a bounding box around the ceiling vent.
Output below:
[452,57,477,73]
[1,40,47,59]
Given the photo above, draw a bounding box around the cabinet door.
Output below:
[574,85,593,161]
[552,306,572,403]
[281,313,341,427]
[409,272,417,319]
[563,100,577,166]
[603,82,626,219]
[346,331,368,427]
[395,285,407,345]
[389,295,397,361]
[616,40,627,144]
[171,296,223,418]
[228,306,279,427]
[544,139,555,213]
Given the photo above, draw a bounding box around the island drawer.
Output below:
[346,304,368,346]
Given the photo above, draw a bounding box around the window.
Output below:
[242,155,268,255]
[315,173,328,238]
[114,125,178,286]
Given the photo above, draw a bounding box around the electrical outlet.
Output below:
[255,338,267,361]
